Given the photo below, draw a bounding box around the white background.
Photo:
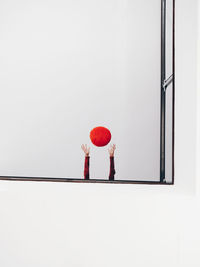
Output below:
[0,0,162,180]
[0,0,199,267]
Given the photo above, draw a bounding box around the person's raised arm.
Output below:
[108,144,116,180]
[81,144,90,180]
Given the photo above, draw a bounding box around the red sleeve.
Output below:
[109,156,115,180]
[84,156,90,180]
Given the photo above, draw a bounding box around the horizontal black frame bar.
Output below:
[0,176,173,185]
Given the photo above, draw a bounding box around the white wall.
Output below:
[0,0,199,266]
[0,0,162,181]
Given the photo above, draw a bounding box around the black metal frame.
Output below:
[160,0,175,183]
[160,0,166,182]
[0,0,175,185]
[0,176,174,185]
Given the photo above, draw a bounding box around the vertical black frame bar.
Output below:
[160,0,175,183]
[172,0,175,184]
[160,0,166,182]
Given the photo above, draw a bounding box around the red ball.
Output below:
[90,126,111,147]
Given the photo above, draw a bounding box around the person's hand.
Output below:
[81,144,90,156]
[108,144,116,157]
